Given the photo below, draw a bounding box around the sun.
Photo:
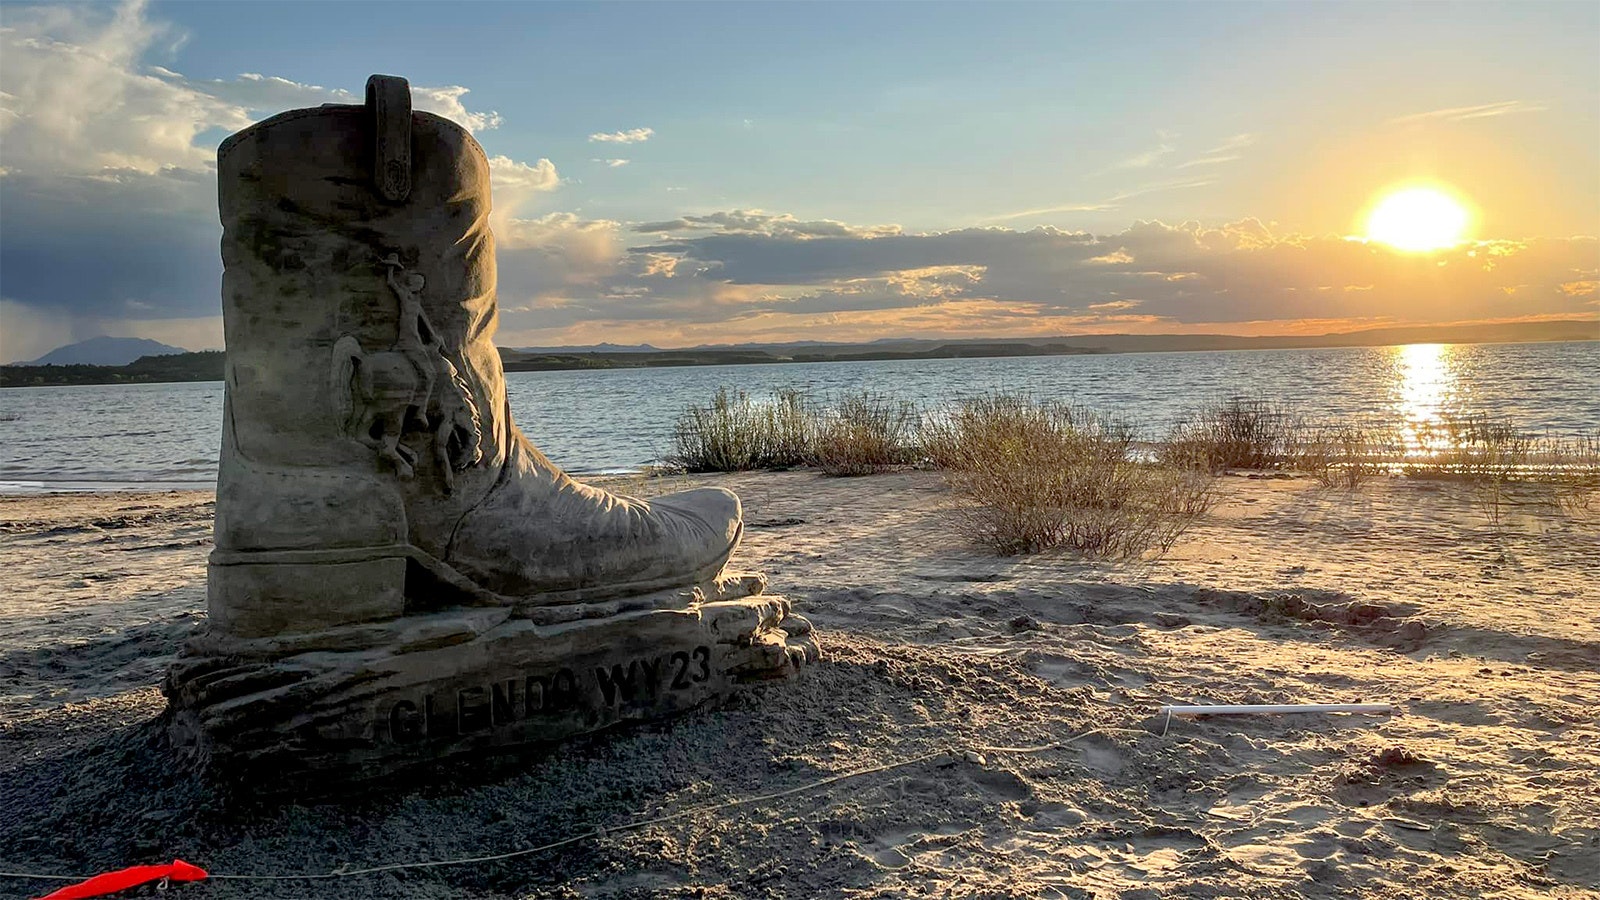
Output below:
[1364,186,1472,252]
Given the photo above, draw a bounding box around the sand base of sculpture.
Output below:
[163,575,816,791]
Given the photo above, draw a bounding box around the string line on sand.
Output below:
[0,730,1103,885]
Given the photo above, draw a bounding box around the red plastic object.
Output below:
[37,859,209,899]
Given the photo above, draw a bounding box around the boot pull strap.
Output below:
[366,74,412,202]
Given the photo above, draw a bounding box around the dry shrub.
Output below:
[1404,415,1531,528]
[1161,397,1298,471]
[807,391,918,476]
[1408,415,1531,479]
[1297,424,1392,490]
[1457,421,1533,529]
[1400,414,1600,527]
[763,388,813,469]
[671,387,920,475]
[926,394,1215,557]
[669,388,812,472]
[1534,432,1600,511]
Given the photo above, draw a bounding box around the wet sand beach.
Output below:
[1,471,1597,898]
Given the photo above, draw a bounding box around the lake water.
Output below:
[2,341,1596,492]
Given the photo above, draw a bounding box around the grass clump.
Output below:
[670,387,918,475]
[1406,415,1599,526]
[807,391,918,476]
[1161,397,1298,471]
[925,394,1215,557]
[1297,424,1392,490]
[1533,432,1600,511]
[1408,415,1532,528]
[764,388,814,469]
[669,388,812,472]
[1407,415,1531,481]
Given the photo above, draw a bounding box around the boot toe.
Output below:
[652,487,743,549]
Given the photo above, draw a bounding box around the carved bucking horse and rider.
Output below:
[331,254,483,492]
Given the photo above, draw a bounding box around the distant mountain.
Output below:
[25,336,188,366]
[632,318,1599,356]
[1027,319,1598,354]
[510,342,661,354]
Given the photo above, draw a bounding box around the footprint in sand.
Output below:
[966,766,1033,802]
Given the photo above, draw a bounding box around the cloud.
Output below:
[488,211,1598,349]
[1103,129,1179,171]
[197,72,348,117]
[496,213,628,310]
[1153,133,1258,171]
[1070,132,1255,207]
[0,0,523,361]
[0,297,222,363]
[488,156,560,192]
[484,155,562,237]
[983,177,1218,223]
[1113,143,1176,170]
[1100,131,1256,177]
[1174,154,1241,170]
[411,85,502,134]
[983,202,1121,221]
[1204,133,1257,153]
[191,74,502,133]
[0,1,244,175]
[1,166,220,312]
[588,127,654,144]
[1,299,80,364]
[592,158,630,167]
[1388,100,1546,126]
[633,209,902,239]
[2,3,1592,362]
[0,3,503,181]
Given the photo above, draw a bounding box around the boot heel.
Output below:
[208,551,407,638]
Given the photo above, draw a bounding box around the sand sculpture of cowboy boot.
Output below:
[164,76,816,789]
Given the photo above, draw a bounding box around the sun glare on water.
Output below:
[1364,187,1471,252]
[1394,343,1459,455]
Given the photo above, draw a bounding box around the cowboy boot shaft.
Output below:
[215,96,506,559]
[210,75,747,638]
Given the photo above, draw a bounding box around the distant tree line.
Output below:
[2,318,1590,388]
[0,351,226,387]
[1,343,1107,387]
[498,343,1102,372]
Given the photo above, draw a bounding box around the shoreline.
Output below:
[1,470,1596,897]
[4,331,1594,389]
[0,479,220,495]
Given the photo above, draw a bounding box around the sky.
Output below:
[1,0,1596,361]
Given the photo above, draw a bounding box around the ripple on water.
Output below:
[0,342,1595,490]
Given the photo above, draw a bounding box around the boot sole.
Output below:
[208,522,744,631]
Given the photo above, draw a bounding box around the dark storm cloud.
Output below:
[0,1,510,361]
[0,170,222,319]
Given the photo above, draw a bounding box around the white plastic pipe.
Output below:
[1160,703,1393,717]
